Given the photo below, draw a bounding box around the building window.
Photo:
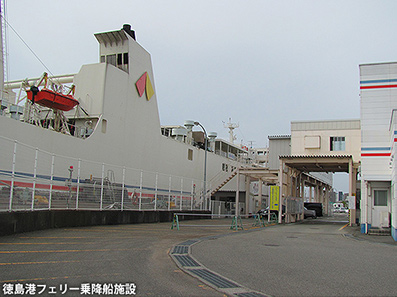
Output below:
[123,52,129,65]
[117,53,123,66]
[374,190,387,206]
[106,54,116,66]
[330,137,345,151]
[188,149,193,161]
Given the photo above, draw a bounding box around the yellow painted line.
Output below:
[0,242,96,245]
[20,236,93,239]
[0,260,83,266]
[339,223,349,231]
[1,273,121,283]
[59,228,169,233]
[19,236,137,239]
[0,248,130,254]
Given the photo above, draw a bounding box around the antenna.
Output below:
[248,140,255,148]
[223,118,239,144]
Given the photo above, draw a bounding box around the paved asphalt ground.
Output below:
[0,214,396,296]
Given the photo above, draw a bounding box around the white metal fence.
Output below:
[0,136,208,212]
[210,200,245,217]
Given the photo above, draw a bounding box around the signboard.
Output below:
[347,196,356,210]
[270,186,280,211]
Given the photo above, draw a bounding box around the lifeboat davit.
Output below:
[27,87,79,112]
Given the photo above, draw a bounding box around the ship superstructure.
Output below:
[0,25,250,211]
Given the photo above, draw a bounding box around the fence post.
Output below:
[208,181,212,211]
[49,154,54,209]
[154,173,158,211]
[200,181,204,210]
[76,159,81,209]
[121,167,126,211]
[139,170,143,211]
[100,163,105,210]
[191,180,194,211]
[31,148,38,211]
[168,176,171,211]
[180,178,183,211]
[9,141,17,211]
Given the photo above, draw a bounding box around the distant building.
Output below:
[338,191,344,201]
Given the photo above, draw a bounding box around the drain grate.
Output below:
[174,255,200,267]
[235,292,269,297]
[172,245,189,254]
[189,269,240,288]
[178,239,199,246]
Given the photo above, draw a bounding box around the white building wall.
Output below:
[359,62,397,239]
[290,120,361,188]
[291,120,361,163]
[268,136,291,170]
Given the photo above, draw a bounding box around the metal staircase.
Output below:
[209,168,238,196]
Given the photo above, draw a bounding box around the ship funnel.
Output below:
[123,24,136,40]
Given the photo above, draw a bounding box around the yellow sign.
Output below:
[270,186,279,211]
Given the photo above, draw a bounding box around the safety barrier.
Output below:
[0,136,207,212]
[171,213,269,231]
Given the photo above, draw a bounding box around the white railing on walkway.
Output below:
[0,136,206,212]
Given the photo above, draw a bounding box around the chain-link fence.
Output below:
[0,136,207,212]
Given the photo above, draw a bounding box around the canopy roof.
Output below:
[279,155,354,173]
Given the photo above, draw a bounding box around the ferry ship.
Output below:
[0,25,251,211]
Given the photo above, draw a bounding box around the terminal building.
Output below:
[359,62,397,240]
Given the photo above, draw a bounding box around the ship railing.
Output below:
[0,135,207,212]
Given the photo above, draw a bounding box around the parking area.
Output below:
[1,215,396,296]
[0,218,262,296]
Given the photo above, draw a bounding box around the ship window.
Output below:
[102,119,107,133]
[100,55,105,63]
[188,149,193,161]
[106,54,116,66]
[123,52,129,65]
[117,53,123,66]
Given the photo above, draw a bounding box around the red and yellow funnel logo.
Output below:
[135,72,154,101]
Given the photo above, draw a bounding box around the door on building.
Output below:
[372,189,389,228]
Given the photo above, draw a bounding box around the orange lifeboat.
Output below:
[27,87,79,112]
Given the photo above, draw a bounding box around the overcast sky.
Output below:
[5,0,397,192]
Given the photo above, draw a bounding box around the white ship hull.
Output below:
[0,26,246,211]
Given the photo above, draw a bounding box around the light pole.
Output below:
[194,121,208,209]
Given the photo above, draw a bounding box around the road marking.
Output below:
[0,242,96,245]
[0,248,130,254]
[19,236,137,239]
[0,260,83,266]
[339,223,349,231]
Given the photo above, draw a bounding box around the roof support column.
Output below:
[279,159,284,224]
[349,160,357,226]
[300,175,305,220]
[245,175,251,215]
[362,181,370,233]
[235,168,240,218]
[324,185,330,215]
[258,178,263,213]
